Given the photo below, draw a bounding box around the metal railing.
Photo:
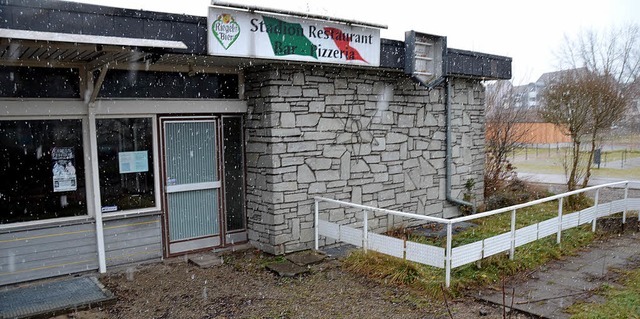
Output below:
[314,181,639,287]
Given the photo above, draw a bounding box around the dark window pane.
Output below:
[223,117,245,232]
[0,119,86,224]
[0,67,80,98]
[97,118,155,212]
[99,70,239,99]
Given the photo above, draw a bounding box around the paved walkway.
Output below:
[477,228,639,318]
[486,162,640,318]
[517,172,640,188]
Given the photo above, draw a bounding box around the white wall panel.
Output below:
[318,220,340,240]
[406,241,445,268]
[483,232,511,258]
[515,224,538,247]
[451,241,483,268]
[538,217,559,239]
[340,225,363,247]
[368,233,404,259]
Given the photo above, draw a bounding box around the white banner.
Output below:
[207,7,380,67]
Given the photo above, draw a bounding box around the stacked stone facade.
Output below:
[244,64,485,255]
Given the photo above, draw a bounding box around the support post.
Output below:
[314,199,319,251]
[510,209,516,260]
[592,189,600,232]
[88,64,108,105]
[89,107,106,273]
[557,198,563,244]
[445,222,453,288]
[363,210,368,253]
[623,182,629,224]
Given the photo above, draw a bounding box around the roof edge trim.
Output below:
[0,29,188,50]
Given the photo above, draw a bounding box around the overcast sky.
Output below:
[68,0,639,84]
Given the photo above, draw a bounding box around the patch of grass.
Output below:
[600,150,640,163]
[343,250,431,286]
[510,146,640,179]
[343,201,601,298]
[514,162,640,179]
[591,167,640,179]
[567,266,640,318]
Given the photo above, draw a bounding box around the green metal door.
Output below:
[163,119,220,254]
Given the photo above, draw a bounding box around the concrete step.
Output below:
[188,254,224,268]
[266,261,310,277]
[286,250,326,266]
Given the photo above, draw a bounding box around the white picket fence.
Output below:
[314,181,639,287]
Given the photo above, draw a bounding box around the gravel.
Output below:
[61,249,534,319]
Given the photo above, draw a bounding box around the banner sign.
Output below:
[207,8,380,67]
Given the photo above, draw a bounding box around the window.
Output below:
[99,70,239,99]
[223,116,245,232]
[97,118,156,213]
[0,66,80,98]
[0,119,86,224]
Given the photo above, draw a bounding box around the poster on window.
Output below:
[118,151,149,174]
[52,147,77,192]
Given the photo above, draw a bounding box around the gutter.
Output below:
[444,77,476,213]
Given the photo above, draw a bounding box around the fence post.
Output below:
[510,209,516,260]
[623,182,629,224]
[592,189,600,232]
[445,222,453,288]
[314,198,319,251]
[363,210,368,253]
[557,198,563,244]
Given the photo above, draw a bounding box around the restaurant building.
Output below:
[0,0,511,285]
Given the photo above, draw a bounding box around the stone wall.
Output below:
[244,64,485,255]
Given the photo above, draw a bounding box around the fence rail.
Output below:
[314,181,639,287]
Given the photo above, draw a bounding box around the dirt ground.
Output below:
[63,249,533,319]
[55,184,637,319]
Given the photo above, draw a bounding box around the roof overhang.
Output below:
[0,28,244,74]
[0,28,188,49]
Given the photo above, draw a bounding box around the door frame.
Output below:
[220,115,248,245]
[159,115,224,257]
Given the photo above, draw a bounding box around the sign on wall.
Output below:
[207,8,381,67]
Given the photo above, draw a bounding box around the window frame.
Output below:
[0,98,246,230]
[0,115,92,229]
[95,114,161,218]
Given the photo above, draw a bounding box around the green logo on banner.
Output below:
[212,14,240,50]
[263,16,317,58]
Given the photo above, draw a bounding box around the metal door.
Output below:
[162,119,220,254]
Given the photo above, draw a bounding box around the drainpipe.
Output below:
[445,77,476,213]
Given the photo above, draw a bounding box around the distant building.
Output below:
[508,68,589,109]
[621,79,640,132]
[512,83,539,108]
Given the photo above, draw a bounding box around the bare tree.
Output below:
[557,24,640,86]
[541,24,638,192]
[580,74,628,188]
[485,80,531,197]
[540,71,591,191]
